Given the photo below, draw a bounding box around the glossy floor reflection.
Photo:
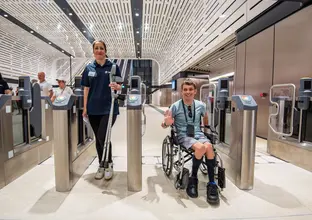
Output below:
[0,107,312,220]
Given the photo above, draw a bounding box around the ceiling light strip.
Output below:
[131,0,143,58]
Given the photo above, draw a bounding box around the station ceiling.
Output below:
[0,0,276,84]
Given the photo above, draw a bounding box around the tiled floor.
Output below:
[0,107,312,220]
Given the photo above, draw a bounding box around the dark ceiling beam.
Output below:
[54,0,95,44]
[0,8,73,57]
[130,0,143,59]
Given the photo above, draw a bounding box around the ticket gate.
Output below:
[52,93,95,192]
[268,77,312,172]
[200,77,258,190]
[0,76,53,189]
[126,75,146,192]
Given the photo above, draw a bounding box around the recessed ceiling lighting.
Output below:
[138,51,140,53]
[137,43,139,45]
[48,42,52,44]
[4,14,8,17]
[83,30,86,33]
[62,50,64,53]
[135,13,139,16]
[136,31,139,34]
[30,30,34,33]
[69,13,73,16]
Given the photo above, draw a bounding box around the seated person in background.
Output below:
[51,76,73,103]
[161,78,219,204]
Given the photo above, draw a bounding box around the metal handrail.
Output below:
[200,83,217,127]
[268,83,296,137]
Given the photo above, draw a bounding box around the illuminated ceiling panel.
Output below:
[0,0,92,58]
[142,0,276,84]
[67,0,136,58]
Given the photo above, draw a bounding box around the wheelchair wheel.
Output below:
[162,135,173,177]
[175,168,189,190]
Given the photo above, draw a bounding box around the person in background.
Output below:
[51,76,73,103]
[38,72,53,98]
[0,72,11,95]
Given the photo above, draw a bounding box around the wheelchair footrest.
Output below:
[217,166,226,189]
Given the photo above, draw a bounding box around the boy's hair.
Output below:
[181,78,196,90]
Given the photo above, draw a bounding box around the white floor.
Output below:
[1,107,312,220]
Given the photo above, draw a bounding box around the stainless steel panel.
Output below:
[274,6,312,92]
[53,110,71,192]
[127,109,142,192]
[0,97,13,188]
[4,146,38,185]
[239,110,257,189]
[245,27,274,139]
[38,141,53,163]
[234,42,246,95]
[268,138,312,172]
[216,100,257,190]
[72,141,96,186]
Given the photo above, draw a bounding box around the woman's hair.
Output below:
[92,40,107,53]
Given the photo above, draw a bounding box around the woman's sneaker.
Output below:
[95,167,105,180]
[104,162,114,180]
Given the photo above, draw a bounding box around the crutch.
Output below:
[101,64,119,170]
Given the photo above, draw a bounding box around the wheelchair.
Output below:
[162,125,226,191]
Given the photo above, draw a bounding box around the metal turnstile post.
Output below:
[127,76,142,192]
[231,95,258,190]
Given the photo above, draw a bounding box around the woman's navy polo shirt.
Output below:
[81,59,121,115]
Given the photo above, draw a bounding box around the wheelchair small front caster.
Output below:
[174,168,189,189]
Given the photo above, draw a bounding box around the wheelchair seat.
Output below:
[162,124,226,191]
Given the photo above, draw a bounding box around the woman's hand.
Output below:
[109,82,121,90]
[82,108,88,118]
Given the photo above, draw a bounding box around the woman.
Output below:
[0,73,11,95]
[81,40,122,180]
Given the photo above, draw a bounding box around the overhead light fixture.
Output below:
[135,13,139,16]
[209,72,234,82]
[219,14,226,18]
[83,30,86,33]
[62,50,64,53]
[137,43,139,45]
[136,31,139,34]
[48,42,51,44]
[69,13,73,16]
[30,30,34,33]
[3,14,8,17]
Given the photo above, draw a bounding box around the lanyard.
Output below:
[181,99,195,123]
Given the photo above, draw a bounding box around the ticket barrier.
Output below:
[0,76,53,189]
[200,78,258,190]
[52,92,95,192]
[268,77,312,172]
[126,75,146,192]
